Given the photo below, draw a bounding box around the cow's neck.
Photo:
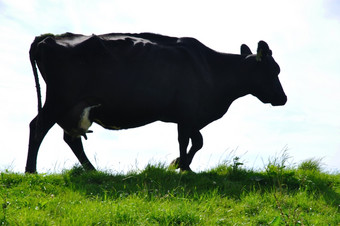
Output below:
[191,51,253,126]
[208,51,251,102]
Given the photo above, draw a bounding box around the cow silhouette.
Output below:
[26,32,287,173]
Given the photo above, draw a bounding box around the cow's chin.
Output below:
[259,99,286,106]
[257,97,271,105]
[271,102,282,106]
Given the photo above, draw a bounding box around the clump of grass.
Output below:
[298,158,323,172]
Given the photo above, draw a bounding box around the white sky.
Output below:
[0,0,339,173]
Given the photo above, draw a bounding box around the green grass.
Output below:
[0,157,339,225]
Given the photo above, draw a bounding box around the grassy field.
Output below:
[0,155,339,225]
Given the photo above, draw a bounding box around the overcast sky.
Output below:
[1,0,339,173]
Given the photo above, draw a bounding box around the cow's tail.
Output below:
[29,37,43,113]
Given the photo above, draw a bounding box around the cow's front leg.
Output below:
[63,132,96,171]
[171,124,191,171]
[170,129,203,171]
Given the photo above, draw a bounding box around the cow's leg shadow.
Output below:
[63,132,96,171]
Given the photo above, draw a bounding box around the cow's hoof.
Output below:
[170,157,180,169]
[82,163,96,171]
[169,158,193,172]
[25,166,37,174]
[25,170,37,174]
[180,165,193,173]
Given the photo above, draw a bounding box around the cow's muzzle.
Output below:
[271,94,287,106]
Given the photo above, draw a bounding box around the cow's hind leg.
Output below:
[63,132,96,171]
[26,113,55,173]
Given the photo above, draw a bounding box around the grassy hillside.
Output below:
[0,156,339,225]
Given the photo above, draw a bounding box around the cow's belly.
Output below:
[90,102,175,130]
[57,101,168,139]
[93,116,158,130]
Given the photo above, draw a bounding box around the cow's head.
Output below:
[241,41,287,106]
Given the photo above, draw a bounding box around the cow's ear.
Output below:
[241,44,252,55]
[256,40,272,62]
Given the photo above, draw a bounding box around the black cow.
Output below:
[26,32,287,173]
